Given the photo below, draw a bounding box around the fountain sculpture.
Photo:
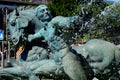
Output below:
[0,3,120,80]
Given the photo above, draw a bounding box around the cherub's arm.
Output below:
[28,23,55,42]
[49,16,78,28]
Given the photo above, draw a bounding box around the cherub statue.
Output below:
[0,5,89,80]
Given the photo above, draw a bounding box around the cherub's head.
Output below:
[35,5,52,22]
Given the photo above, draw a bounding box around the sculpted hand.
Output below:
[28,34,34,42]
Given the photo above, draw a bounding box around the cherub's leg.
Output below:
[30,59,58,74]
[0,59,58,78]
[0,66,26,77]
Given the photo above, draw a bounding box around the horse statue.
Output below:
[0,5,93,80]
[8,7,49,61]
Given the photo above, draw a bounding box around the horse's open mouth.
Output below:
[12,38,19,45]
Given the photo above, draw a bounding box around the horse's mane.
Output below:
[8,6,36,22]
[17,6,36,11]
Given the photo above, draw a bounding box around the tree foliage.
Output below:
[47,0,120,44]
[89,3,120,44]
[47,0,78,17]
